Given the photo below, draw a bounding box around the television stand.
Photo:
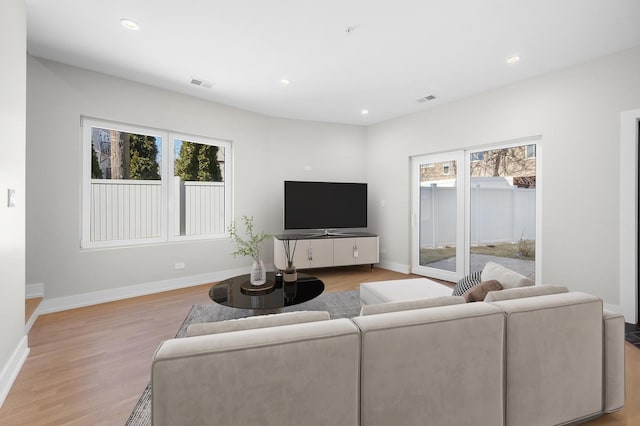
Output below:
[273,232,379,270]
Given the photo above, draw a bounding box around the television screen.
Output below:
[284,181,367,230]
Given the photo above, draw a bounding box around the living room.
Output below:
[1,0,640,424]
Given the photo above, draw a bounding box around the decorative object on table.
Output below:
[228,215,270,285]
[281,238,298,282]
[239,280,275,296]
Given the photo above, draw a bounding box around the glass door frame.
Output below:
[411,137,542,284]
[410,150,465,282]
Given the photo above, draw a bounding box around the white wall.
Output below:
[367,46,640,306]
[0,0,28,406]
[26,57,366,301]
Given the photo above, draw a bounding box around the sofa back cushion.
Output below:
[483,284,568,302]
[491,292,603,426]
[359,296,465,316]
[481,261,534,289]
[352,303,505,426]
[153,318,360,426]
[184,310,329,337]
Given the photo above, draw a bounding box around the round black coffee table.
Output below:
[209,271,324,311]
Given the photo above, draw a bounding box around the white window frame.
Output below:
[525,144,536,158]
[411,136,542,283]
[81,117,232,249]
[168,132,232,242]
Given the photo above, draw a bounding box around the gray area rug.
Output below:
[125,290,361,425]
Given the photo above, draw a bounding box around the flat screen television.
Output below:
[284,181,367,231]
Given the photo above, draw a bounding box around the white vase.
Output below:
[250,259,266,285]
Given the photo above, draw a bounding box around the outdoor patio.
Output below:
[425,253,535,280]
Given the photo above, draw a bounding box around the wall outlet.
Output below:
[174,262,185,270]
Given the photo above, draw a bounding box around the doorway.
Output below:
[411,139,540,283]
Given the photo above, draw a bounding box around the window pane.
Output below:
[173,139,226,236]
[469,145,536,279]
[419,159,458,273]
[89,127,162,242]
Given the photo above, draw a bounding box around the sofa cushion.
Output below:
[154,318,360,426]
[353,303,505,426]
[452,270,482,296]
[184,310,330,337]
[481,261,534,289]
[484,284,568,302]
[463,280,503,302]
[491,292,603,425]
[359,296,465,316]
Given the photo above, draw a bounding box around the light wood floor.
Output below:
[25,297,42,323]
[1,267,638,425]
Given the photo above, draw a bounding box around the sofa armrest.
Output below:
[603,309,625,413]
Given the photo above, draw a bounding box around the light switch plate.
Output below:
[7,189,16,208]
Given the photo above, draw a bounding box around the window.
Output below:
[411,138,540,283]
[82,118,231,248]
[525,144,536,158]
[470,152,484,162]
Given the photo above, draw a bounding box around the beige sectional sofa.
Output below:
[151,284,624,426]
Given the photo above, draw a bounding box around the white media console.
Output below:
[273,232,379,270]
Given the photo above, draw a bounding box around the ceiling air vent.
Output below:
[189,77,213,89]
[416,95,436,103]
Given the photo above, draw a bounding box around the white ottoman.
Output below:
[360,278,454,305]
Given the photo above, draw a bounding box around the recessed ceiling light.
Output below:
[506,55,520,64]
[120,18,140,31]
[361,109,369,116]
[280,79,290,86]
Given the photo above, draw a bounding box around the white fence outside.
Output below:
[173,177,225,236]
[90,178,225,241]
[420,184,536,248]
[90,179,162,241]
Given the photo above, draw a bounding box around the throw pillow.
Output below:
[463,280,503,302]
[452,270,482,296]
[483,284,568,302]
[481,261,534,289]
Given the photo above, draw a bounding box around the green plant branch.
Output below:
[228,215,270,261]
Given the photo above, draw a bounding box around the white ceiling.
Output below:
[25,0,640,125]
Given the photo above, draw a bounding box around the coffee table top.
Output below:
[209,271,325,310]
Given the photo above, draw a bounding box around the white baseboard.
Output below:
[377,260,411,275]
[25,304,41,334]
[38,266,251,315]
[0,336,29,409]
[25,282,44,299]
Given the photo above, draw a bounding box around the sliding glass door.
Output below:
[467,144,537,279]
[411,140,539,282]
[411,151,465,282]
